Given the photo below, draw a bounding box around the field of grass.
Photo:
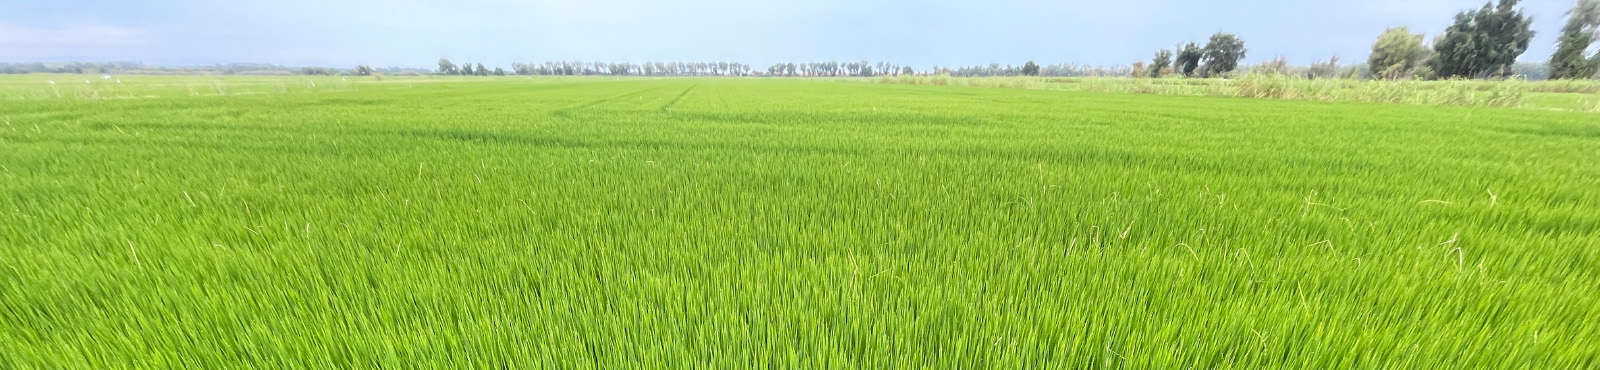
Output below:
[3,75,1599,368]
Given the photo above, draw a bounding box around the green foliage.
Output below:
[1249,56,1290,75]
[1200,33,1247,77]
[1307,56,1342,79]
[1065,74,1531,107]
[1368,27,1431,80]
[1021,61,1040,76]
[299,67,336,76]
[1151,49,1173,78]
[3,75,1600,368]
[1175,42,1203,77]
[1549,0,1600,79]
[1432,0,1535,79]
[437,59,457,75]
[873,73,1600,110]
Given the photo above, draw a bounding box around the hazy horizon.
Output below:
[0,0,1580,69]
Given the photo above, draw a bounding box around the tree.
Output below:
[1021,61,1040,76]
[1130,61,1147,78]
[1432,0,1535,78]
[354,65,374,76]
[493,67,506,76]
[475,63,489,76]
[437,59,458,75]
[1368,27,1431,80]
[1150,49,1173,78]
[1200,33,1246,77]
[901,66,915,75]
[1175,42,1204,77]
[1550,0,1600,79]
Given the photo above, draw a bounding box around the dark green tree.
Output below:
[1175,42,1204,77]
[1431,0,1535,78]
[1150,49,1173,77]
[1200,33,1246,77]
[475,63,489,76]
[1021,61,1040,76]
[1550,0,1600,79]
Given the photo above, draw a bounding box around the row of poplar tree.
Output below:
[422,0,1598,80]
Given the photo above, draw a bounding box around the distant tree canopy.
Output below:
[1200,33,1247,77]
[1431,0,1535,78]
[1368,27,1432,80]
[759,61,911,77]
[1251,56,1290,75]
[354,65,373,76]
[1021,61,1040,76]
[1150,49,1173,78]
[509,61,755,76]
[942,63,1131,77]
[1550,0,1600,79]
[301,67,336,75]
[437,59,457,75]
[1175,43,1203,77]
[1307,56,1343,79]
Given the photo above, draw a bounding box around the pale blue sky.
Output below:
[0,0,1579,69]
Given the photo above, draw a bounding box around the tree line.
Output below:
[6,1,1596,80]
[427,1,1594,81]
[435,60,919,77]
[1135,33,1248,78]
[1364,0,1597,80]
[437,60,757,76]
[765,61,912,77]
[938,62,1130,77]
[1120,0,1597,80]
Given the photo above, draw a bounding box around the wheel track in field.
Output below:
[549,86,669,118]
[658,83,699,113]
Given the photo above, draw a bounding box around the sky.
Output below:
[0,0,1582,69]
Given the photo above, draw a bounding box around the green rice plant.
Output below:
[1,75,1597,368]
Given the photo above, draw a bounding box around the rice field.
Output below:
[2,75,1598,368]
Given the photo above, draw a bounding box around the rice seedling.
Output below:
[1,75,1597,368]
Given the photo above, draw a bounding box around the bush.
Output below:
[872,72,1537,108]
